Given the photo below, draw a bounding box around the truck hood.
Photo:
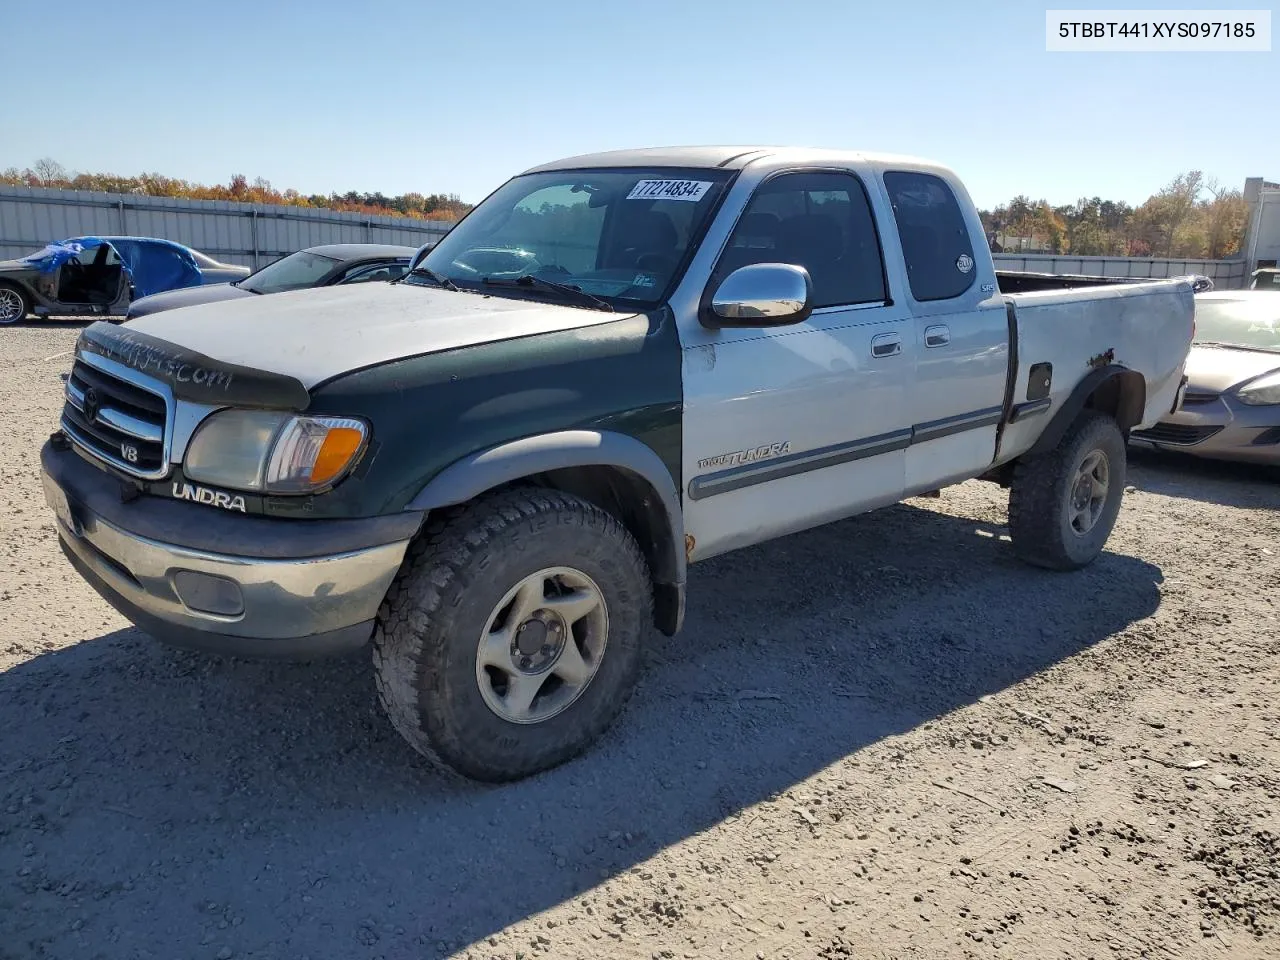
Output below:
[1184,343,1280,393]
[122,281,635,389]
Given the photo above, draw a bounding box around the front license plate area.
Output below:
[42,473,81,538]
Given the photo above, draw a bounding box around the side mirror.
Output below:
[1173,274,1214,294]
[702,263,813,328]
[408,241,435,273]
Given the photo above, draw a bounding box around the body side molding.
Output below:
[688,429,912,501]
[688,405,1005,501]
[1009,397,1052,422]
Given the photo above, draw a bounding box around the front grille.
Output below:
[1131,422,1223,446]
[60,356,170,478]
[1180,391,1221,406]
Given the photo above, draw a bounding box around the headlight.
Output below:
[184,410,369,494]
[1236,371,1280,406]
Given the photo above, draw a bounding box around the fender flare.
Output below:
[1024,363,1146,458]
[406,430,686,629]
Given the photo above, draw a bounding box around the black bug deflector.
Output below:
[77,321,311,410]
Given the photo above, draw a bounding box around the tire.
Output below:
[1008,411,1127,571]
[372,487,652,782]
[0,284,30,325]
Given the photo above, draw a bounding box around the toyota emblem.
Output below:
[82,387,100,423]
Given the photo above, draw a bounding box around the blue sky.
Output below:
[3,0,1275,209]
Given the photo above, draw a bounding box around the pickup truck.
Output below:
[40,146,1197,782]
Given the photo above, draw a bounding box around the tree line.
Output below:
[980,170,1249,259]
[1,158,473,223]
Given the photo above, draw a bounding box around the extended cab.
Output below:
[40,147,1197,781]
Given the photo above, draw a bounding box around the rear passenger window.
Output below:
[883,171,976,302]
[714,171,886,309]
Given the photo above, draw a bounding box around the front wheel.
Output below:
[0,284,30,325]
[372,488,652,782]
[1008,411,1127,571]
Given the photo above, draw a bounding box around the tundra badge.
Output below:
[171,482,247,513]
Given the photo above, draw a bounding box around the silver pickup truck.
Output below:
[41,146,1196,781]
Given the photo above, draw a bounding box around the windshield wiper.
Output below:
[408,266,460,291]
[1196,340,1280,353]
[481,274,613,312]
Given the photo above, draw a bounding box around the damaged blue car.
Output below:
[0,236,249,325]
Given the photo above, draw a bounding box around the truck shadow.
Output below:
[0,501,1163,959]
[1127,446,1280,510]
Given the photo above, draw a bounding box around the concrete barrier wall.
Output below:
[993,253,1249,289]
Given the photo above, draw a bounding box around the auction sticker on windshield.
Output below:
[627,179,713,201]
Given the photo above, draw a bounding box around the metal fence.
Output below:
[0,185,454,270]
[0,184,1254,288]
[992,252,1250,289]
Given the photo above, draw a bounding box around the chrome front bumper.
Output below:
[41,442,415,659]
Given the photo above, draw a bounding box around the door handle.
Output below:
[871,333,902,358]
[924,324,951,348]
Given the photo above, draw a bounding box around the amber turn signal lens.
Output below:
[309,426,365,485]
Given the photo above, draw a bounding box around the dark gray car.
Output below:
[124,243,422,320]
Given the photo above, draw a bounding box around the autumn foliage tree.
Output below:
[2,159,1251,255]
[979,170,1248,259]
[0,158,471,223]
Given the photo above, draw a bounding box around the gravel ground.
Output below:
[2,321,1279,960]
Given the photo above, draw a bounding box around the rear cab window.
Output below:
[882,171,977,302]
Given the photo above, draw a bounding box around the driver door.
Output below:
[679,168,915,561]
[55,244,120,307]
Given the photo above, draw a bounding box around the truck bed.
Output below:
[996,270,1150,293]
[997,270,1212,294]
[995,278,1197,465]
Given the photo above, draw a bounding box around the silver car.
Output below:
[1130,290,1280,464]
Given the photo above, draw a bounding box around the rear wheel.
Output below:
[0,284,30,325]
[372,488,651,782]
[1008,411,1127,570]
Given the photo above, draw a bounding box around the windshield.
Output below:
[239,250,339,293]
[1194,298,1280,352]
[410,168,733,307]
